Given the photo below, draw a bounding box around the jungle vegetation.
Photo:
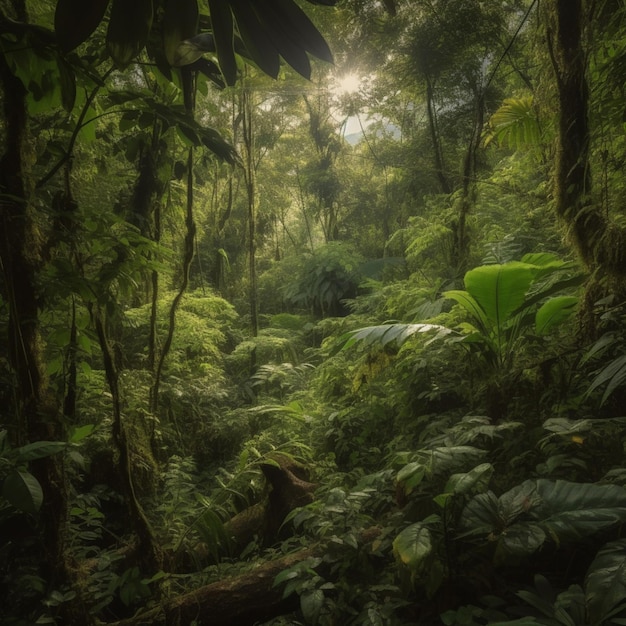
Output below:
[2,0,626,624]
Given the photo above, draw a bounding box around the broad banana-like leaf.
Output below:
[535,295,578,335]
[163,0,199,66]
[444,290,490,334]
[54,0,110,53]
[463,262,536,330]
[107,0,153,68]
[585,539,626,624]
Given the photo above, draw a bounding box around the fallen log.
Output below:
[110,528,381,626]
[224,454,317,552]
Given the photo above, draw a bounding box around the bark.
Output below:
[0,2,60,576]
[547,0,626,277]
[94,313,163,574]
[425,74,451,195]
[451,91,485,275]
[0,8,90,621]
[225,457,317,552]
[242,82,259,337]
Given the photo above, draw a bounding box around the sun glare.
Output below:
[334,73,361,96]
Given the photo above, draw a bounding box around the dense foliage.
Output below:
[2,0,626,624]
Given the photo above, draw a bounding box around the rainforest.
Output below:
[2,0,626,624]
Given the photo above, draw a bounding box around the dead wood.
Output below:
[109,527,381,626]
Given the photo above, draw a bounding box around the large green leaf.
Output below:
[393,522,432,571]
[163,0,199,66]
[535,296,578,335]
[254,4,311,79]
[267,0,333,64]
[54,0,111,53]
[444,290,490,334]
[300,589,324,625]
[443,463,493,496]
[230,0,281,78]
[13,440,67,462]
[107,0,153,68]
[586,539,626,624]
[531,480,626,543]
[463,262,536,330]
[462,480,626,560]
[207,0,238,85]
[2,470,43,514]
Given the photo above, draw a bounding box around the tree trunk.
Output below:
[425,74,451,195]
[0,7,89,621]
[546,0,626,277]
[242,82,259,337]
[451,91,485,275]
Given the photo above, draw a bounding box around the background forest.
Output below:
[3,0,626,624]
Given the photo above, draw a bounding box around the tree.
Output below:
[0,0,335,617]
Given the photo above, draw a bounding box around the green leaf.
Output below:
[229,0,281,78]
[57,56,76,112]
[69,424,95,443]
[300,589,324,625]
[337,323,451,353]
[54,0,110,53]
[208,0,238,85]
[2,470,43,514]
[174,33,214,67]
[163,0,199,66]
[587,354,626,406]
[393,523,432,571]
[463,262,536,330]
[107,0,153,68]
[198,126,239,164]
[535,296,578,335]
[444,463,493,496]
[531,480,626,544]
[444,290,490,334]
[586,540,626,625]
[396,462,426,494]
[271,0,333,63]
[15,441,67,462]
[485,96,540,150]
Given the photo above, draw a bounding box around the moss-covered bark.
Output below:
[546,0,626,279]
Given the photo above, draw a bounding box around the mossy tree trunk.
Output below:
[546,0,626,279]
[0,2,82,618]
